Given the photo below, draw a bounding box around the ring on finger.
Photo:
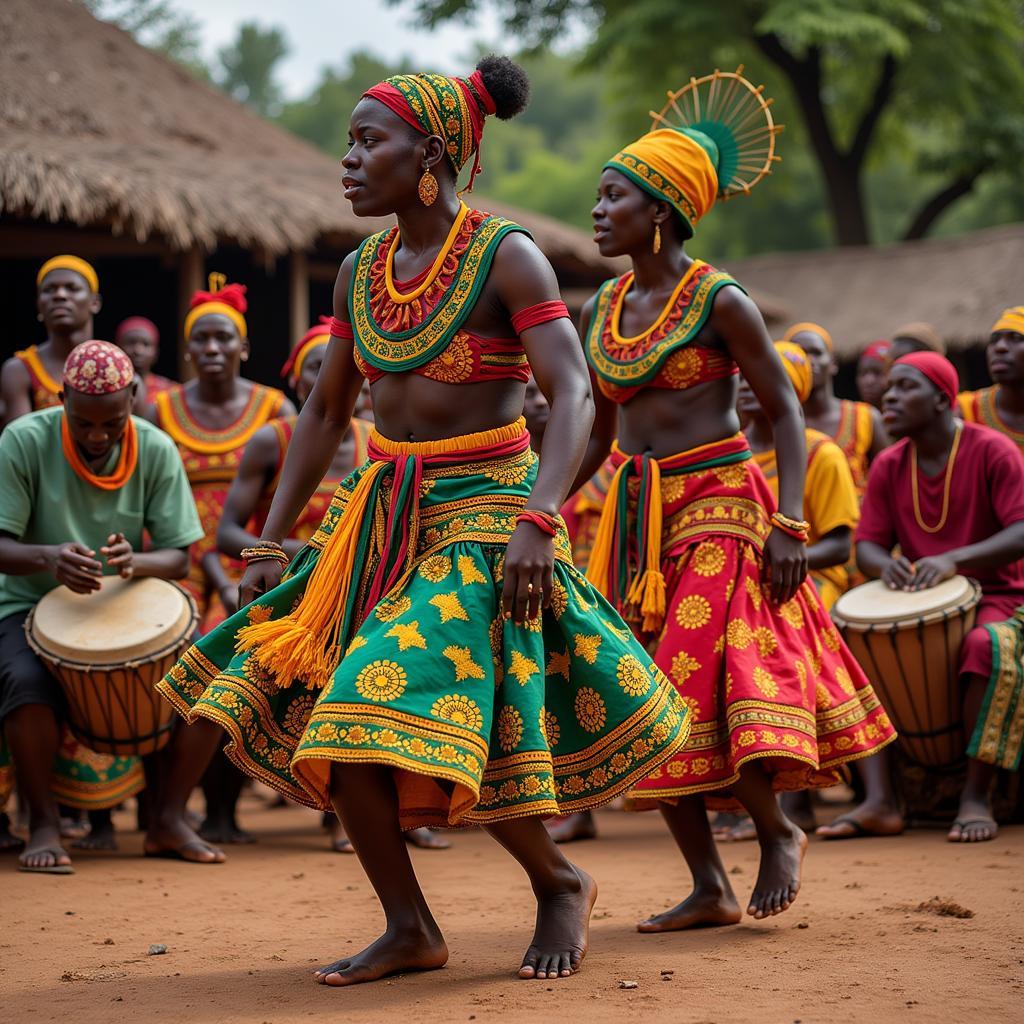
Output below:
[527,582,534,593]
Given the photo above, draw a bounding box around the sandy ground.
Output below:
[3,797,1023,1024]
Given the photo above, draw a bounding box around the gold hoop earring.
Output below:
[652,223,662,254]
[418,168,439,207]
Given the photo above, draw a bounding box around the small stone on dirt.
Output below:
[916,897,974,919]
[104,938,115,945]
[147,944,167,956]
[619,980,638,990]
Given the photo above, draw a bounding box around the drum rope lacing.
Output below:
[910,425,962,534]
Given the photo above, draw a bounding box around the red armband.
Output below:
[515,510,559,537]
[330,316,354,340]
[511,301,570,335]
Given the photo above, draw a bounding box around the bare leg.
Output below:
[144,719,225,863]
[729,763,807,920]
[544,811,598,844]
[779,791,817,833]
[74,808,118,851]
[5,704,71,871]
[949,674,999,842]
[200,751,256,844]
[484,817,597,979]
[638,796,741,932]
[0,812,23,852]
[314,763,447,987]
[816,749,905,839]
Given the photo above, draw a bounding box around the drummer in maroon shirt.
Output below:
[818,352,1024,843]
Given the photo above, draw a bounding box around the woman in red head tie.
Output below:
[115,316,176,404]
[157,55,689,986]
[578,69,896,931]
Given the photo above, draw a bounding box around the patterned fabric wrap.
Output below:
[774,341,813,403]
[62,340,135,395]
[364,70,496,189]
[155,384,287,633]
[350,208,529,376]
[968,608,1024,770]
[14,346,62,410]
[833,399,875,497]
[585,261,743,403]
[605,128,720,238]
[0,726,144,812]
[156,420,690,827]
[585,434,896,804]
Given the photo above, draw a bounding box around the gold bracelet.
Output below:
[240,544,289,566]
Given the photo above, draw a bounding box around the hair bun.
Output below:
[475,55,530,120]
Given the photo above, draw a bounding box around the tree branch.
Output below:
[902,164,991,240]
[847,54,898,168]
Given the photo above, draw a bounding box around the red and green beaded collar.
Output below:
[584,261,743,386]
[349,208,529,375]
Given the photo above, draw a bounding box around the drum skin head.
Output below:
[832,576,977,626]
[31,577,194,664]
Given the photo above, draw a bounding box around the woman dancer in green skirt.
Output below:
[158,56,689,986]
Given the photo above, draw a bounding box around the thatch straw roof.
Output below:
[725,223,1024,357]
[0,0,612,277]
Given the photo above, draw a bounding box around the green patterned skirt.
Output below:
[157,419,690,827]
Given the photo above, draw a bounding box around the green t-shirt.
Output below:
[0,407,204,621]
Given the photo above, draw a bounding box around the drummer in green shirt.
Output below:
[0,341,224,873]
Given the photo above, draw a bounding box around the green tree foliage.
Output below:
[217,22,290,118]
[404,0,1024,246]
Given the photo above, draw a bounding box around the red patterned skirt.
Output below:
[586,434,897,805]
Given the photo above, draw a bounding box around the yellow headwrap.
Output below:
[784,321,833,354]
[774,341,813,404]
[37,255,99,294]
[992,306,1024,337]
[605,128,719,239]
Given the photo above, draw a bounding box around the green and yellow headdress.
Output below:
[604,67,782,238]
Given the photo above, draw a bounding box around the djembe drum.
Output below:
[26,576,198,757]
[831,576,981,768]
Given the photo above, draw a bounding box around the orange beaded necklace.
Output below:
[61,414,138,491]
[911,426,962,534]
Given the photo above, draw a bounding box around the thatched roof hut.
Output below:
[726,223,1024,358]
[0,0,617,380]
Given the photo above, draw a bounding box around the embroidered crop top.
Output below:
[332,205,569,386]
[584,260,745,404]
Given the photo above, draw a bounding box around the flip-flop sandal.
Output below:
[948,818,998,842]
[18,848,75,874]
[144,841,224,863]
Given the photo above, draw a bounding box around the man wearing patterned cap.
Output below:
[0,342,225,872]
[957,307,1024,456]
[1,255,102,427]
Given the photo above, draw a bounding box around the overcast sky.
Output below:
[171,0,507,98]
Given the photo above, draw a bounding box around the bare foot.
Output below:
[72,823,118,851]
[710,811,743,838]
[722,815,757,843]
[18,823,73,873]
[199,817,257,845]
[748,825,807,920]
[314,925,448,987]
[948,795,998,843]
[637,887,742,932]
[59,814,88,841]
[405,827,450,850]
[545,812,597,844]
[0,812,24,853]
[145,814,225,864]
[816,802,904,840]
[519,865,597,980]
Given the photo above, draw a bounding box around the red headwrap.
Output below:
[62,340,135,394]
[281,316,332,381]
[859,339,891,365]
[894,352,959,407]
[363,70,497,192]
[115,316,159,344]
[184,273,248,339]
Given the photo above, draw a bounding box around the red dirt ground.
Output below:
[3,799,1022,1024]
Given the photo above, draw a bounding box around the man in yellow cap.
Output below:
[1,256,102,427]
[958,307,1024,456]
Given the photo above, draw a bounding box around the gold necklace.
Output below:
[384,202,469,304]
[911,426,962,533]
